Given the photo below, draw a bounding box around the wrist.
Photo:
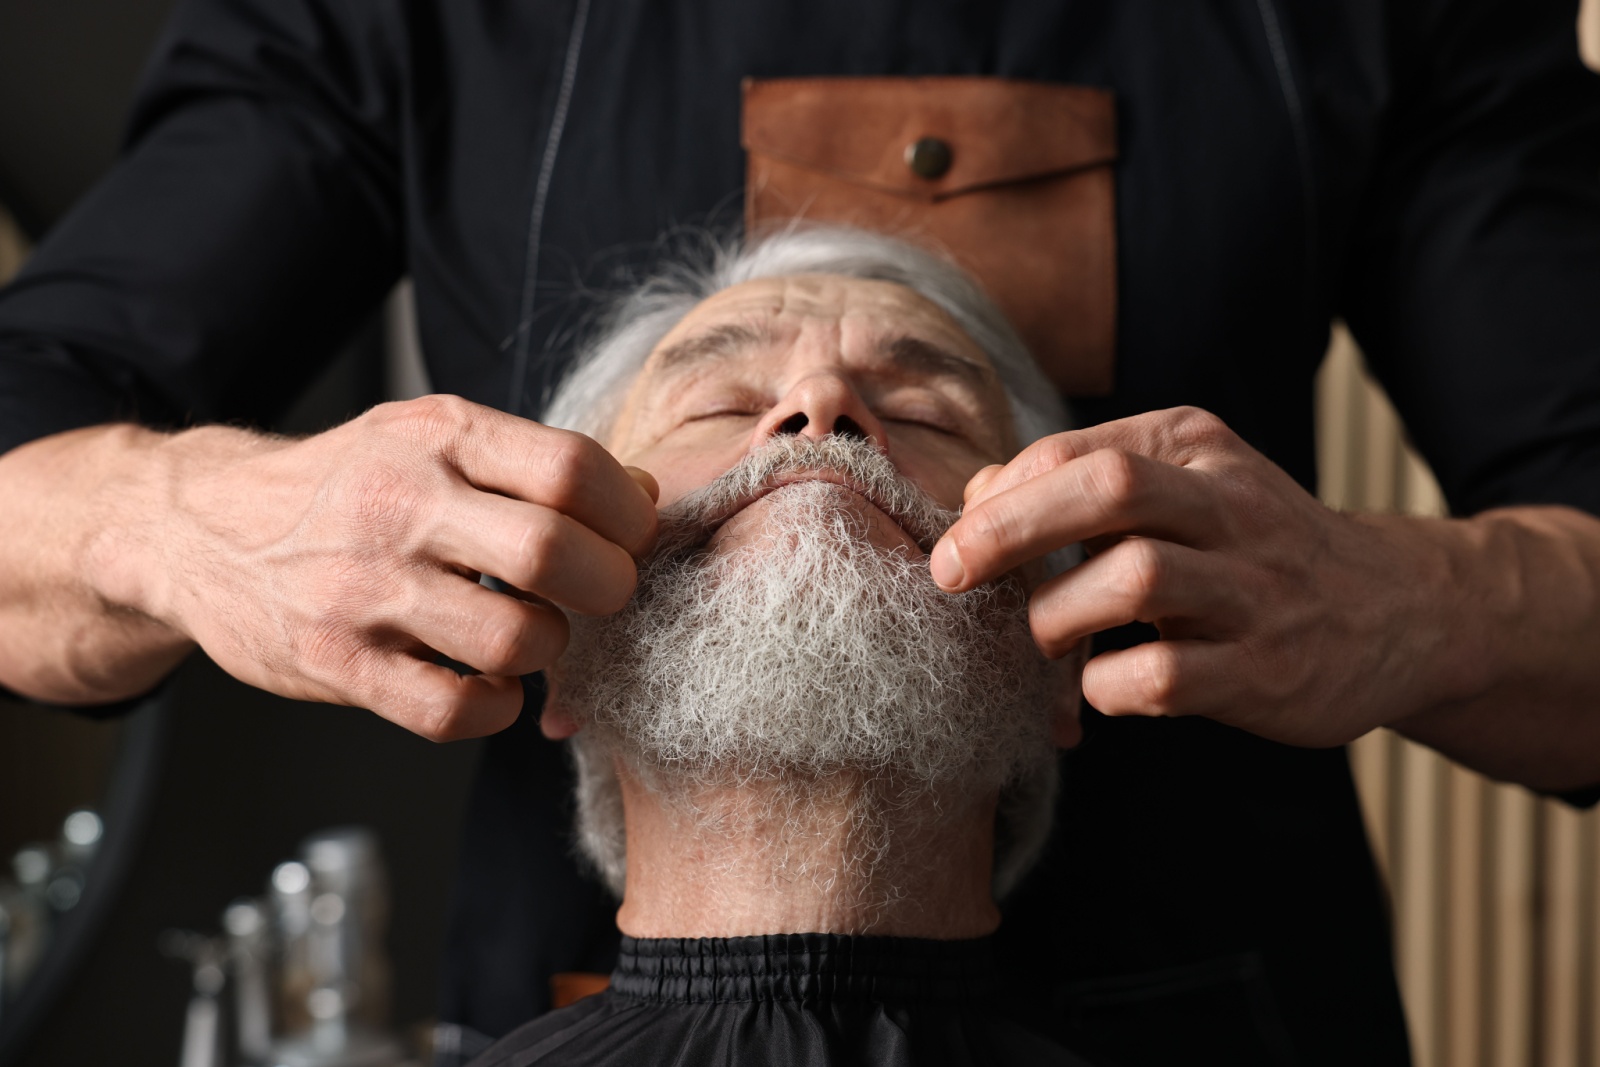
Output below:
[82,424,282,634]
[1372,510,1540,731]
[1348,511,1497,725]
[77,424,181,624]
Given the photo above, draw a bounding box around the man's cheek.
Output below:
[896,451,997,514]
[631,449,749,511]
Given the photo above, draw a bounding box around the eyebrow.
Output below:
[652,319,996,392]
[883,336,997,392]
[652,322,779,372]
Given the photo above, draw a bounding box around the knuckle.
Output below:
[295,617,367,686]
[1133,644,1183,713]
[1169,406,1230,449]
[1119,539,1166,605]
[294,620,341,670]
[1028,604,1075,660]
[393,394,471,444]
[963,502,1023,556]
[1084,448,1142,511]
[510,514,568,589]
[508,605,569,667]
[478,610,538,675]
[532,430,598,511]
[482,602,569,674]
[417,686,476,742]
[1021,434,1078,479]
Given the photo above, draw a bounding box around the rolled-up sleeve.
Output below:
[0,0,406,455]
[1342,0,1600,517]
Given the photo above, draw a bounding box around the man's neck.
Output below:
[615,772,1001,939]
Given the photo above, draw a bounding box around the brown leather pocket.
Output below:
[743,76,1117,396]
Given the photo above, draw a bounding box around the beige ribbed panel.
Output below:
[1316,320,1599,1067]
[1491,788,1538,1067]
[1584,0,1600,71]
[1546,803,1586,1067]
[1446,764,1488,1067]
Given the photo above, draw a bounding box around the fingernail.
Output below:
[931,540,965,589]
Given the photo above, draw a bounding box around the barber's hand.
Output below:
[931,406,1441,748]
[138,395,657,740]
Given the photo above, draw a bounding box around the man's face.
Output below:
[553,272,1064,895]
[605,274,1018,552]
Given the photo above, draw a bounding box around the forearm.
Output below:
[0,423,272,704]
[1387,505,1600,793]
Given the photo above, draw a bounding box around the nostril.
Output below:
[776,413,809,435]
[833,415,867,440]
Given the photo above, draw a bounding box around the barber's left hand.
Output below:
[931,406,1444,748]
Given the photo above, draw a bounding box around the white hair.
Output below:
[540,225,1070,447]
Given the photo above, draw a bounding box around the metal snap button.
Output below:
[905,137,953,180]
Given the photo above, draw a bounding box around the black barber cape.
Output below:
[3,0,1600,1064]
[464,935,1096,1067]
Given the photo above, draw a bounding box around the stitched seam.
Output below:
[507,0,592,416]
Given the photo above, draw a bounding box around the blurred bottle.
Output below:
[302,828,391,1029]
[224,898,273,1064]
[271,860,315,1037]
[0,807,104,995]
[263,830,404,1067]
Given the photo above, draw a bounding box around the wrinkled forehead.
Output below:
[648,274,998,375]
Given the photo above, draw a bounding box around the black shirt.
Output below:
[2,1,1599,1064]
[464,934,1098,1067]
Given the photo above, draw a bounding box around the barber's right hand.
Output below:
[120,395,657,740]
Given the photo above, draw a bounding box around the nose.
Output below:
[751,372,889,451]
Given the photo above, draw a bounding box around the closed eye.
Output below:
[883,416,958,437]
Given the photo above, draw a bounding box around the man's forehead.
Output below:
[654,274,992,367]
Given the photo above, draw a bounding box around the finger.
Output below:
[1027,538,1246,658]
[962,464,1003,505]
[429,401,658,554]
[965,406,1236,512]
[358,653,526,742]
[1051,676,1084,748]
[540,677,580,741]
[399,572,571,677]
[1080,640,1239,722]
[933,448,1226,591]
[441,491,638,615]
[626,466,660,502]
[1052,710,1083,749]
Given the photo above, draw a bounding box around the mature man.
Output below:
[2,2,1599,1063]
[464,227,1093,1065]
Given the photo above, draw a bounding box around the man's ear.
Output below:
[1050,638,1090,750]
[540,676,581,740]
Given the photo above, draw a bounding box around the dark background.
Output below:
[0,2,483,1063]
[0,0,174,239]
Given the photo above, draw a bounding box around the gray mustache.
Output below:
[654,435,958,556]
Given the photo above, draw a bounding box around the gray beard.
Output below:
[554,436,1061,900]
